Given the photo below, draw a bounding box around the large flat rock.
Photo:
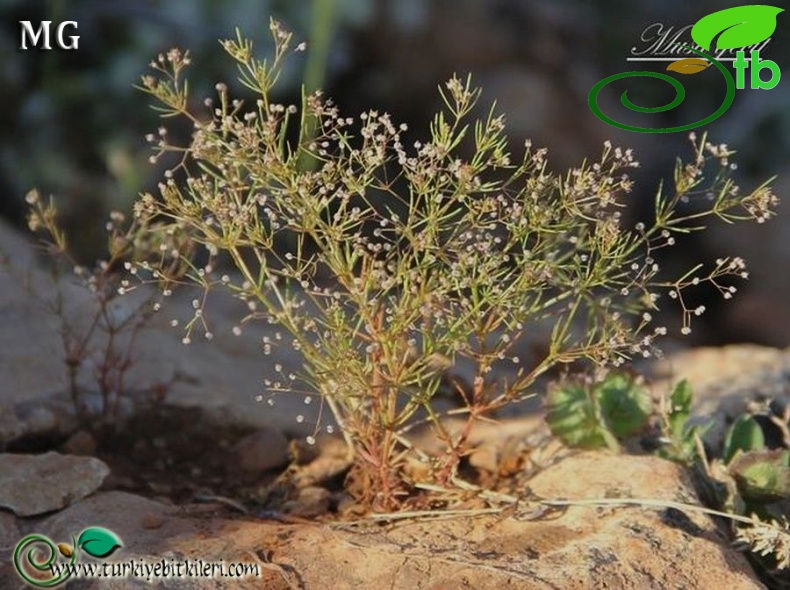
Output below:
[2,453,762,589]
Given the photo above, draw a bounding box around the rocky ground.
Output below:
[1,217,788,588]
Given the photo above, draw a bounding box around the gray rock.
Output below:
[0,394,78,447]
[0,511,20,550]
[61,429,98,456]
[20,406,58,433]
[0,452,109,516]
[283,486,331,518]
[0,512,21,589]
[230,427,291,476]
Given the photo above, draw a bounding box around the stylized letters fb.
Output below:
[589,5,784,133]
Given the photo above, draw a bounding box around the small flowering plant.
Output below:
[133,20,777,509]
[20,190,190,427]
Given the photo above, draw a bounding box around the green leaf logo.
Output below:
[691,5,784,51]
[77,527,122,558]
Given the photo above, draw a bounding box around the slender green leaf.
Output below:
[723,415,765,464]
[667,379,692,439]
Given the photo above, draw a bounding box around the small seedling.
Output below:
[656,379,712,464]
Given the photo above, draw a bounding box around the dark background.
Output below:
[1,0,788,346]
